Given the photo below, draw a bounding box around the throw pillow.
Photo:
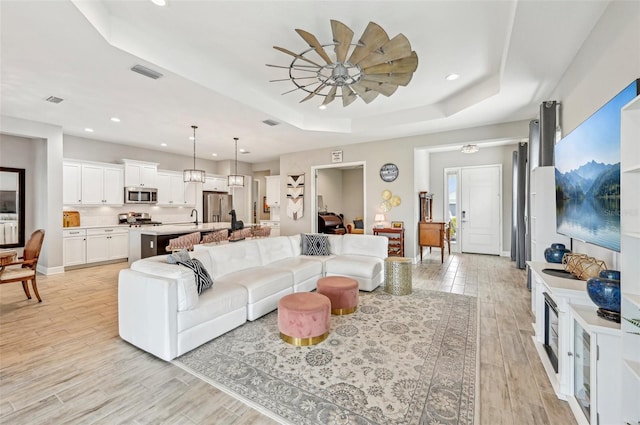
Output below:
[354,219,364,229]
[176,258,214,294]
[301,233,330,256]
[166,248,190,264]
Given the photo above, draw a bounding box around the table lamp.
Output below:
[374,214,385,228]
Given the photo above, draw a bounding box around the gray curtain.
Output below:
[511,143,528,269]
[525,120,539,289]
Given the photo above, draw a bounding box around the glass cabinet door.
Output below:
[574,320,591,422]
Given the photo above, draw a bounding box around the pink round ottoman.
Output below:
[278,292,331,346]
[317,276,359,315]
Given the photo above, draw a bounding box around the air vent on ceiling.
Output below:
[130,64,163,80]
[240,151,251,154]
[45,96,64,104]
[262,119,280,126]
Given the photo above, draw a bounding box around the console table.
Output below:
[373,228,404,257]
[418,221,448,263]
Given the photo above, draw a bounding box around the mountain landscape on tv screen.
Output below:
[555,160,620,251]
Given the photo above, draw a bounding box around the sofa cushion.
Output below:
[325,254,384,279]
[204,240,261,278]
[327,234,343,255]
[301,233,329,255]
[177,281,247,333]
[342,234,387,258]
[354,219,364,229]
[216,267,293,304]
[257,236,295,265]
[265,257,323,284]
[288,234,302,256]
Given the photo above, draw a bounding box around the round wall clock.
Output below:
[379,163,399,182]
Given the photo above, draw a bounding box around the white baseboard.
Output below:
[37,265,65,275]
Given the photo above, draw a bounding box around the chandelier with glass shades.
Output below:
[183,125,206,183]
[267,20,418,108]
[227,137,244,187]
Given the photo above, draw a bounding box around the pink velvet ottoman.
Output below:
[278,292,331,346]
[317,276,359,315]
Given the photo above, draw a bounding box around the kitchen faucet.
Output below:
[190,208,199,226]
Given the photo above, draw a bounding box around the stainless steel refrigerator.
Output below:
[203,191,233,223]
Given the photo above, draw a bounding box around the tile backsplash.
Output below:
[63,205,199,226]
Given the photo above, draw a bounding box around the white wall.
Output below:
[549,0,640,268]
[317,168,343,214]
[342,168,364,224]
[279,120,530,260]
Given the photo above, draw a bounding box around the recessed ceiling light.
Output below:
[160,143,167,147]
[211,153,218,157]
[150,0,167,6]
[239,148,247,153]
[318,104,327,110]
[84,128,94,133]
[110,117,121,122]
[445,73,460,81]
[189,136,195,141]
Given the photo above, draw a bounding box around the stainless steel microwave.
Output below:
[124,187,158,204]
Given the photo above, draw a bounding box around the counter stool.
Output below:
[317,276,359,315]
[278,292,331,346]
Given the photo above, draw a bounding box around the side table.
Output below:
[384,257,412,295]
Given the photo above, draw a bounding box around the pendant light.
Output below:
[183,125,206,183]
[227,137,244,187]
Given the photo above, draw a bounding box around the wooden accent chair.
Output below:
[0,229,45,302]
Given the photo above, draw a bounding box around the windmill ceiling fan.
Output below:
[267,20,419,108]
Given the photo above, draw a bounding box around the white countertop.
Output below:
[528,261,588,294]
[131,222,232,235]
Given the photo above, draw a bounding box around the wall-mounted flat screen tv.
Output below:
[555,79,639,252]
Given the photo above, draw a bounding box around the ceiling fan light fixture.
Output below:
[461,144,479,154]
[445,73,460,81]
[183,125,206,183]
[268,20,418,108]
[228,137,245,188]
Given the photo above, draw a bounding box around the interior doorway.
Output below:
[444,168,459,251]
[311,162,366,233]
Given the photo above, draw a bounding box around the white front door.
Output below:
[460,165,501,255]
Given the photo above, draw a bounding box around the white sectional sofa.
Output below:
[118,233,388,361]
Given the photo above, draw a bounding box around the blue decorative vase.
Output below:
[599,269,621,280]
[544,243,571,263]
[586,275,621,323]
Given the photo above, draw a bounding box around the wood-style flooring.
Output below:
[0,251,576,424]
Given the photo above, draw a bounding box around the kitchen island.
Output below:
[128,222,232,264]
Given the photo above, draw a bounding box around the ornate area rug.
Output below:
[174,289,478,425]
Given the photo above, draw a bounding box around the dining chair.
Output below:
[0,229,45,302]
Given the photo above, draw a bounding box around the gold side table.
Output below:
[384,257,412,295]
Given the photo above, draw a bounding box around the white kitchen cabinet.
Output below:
[64,227,128,267]
[265,175,280,207]
[157,171,196,206]
[203,175,229,193]
[259,220,280,237]
[122,159,158,188]
[80,163,124,205]
[569,305,621,425]
[63,228,86,266]
[63,161,82,205]
[86,227,129,263]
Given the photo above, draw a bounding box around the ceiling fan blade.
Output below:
[363,51,418,74]
[273,46,323,68]
[295,29,333,65]
[321,86,338,106]
[331,20,354,63]
[348,22,389,65]
[341,86,358,107]
[300,83,327,103]
[358,80,398,97]
[362,73,413,86]
[357,34,412,69]
[350,82,379,104]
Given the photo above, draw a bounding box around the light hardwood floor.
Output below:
[0,251,576,424]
